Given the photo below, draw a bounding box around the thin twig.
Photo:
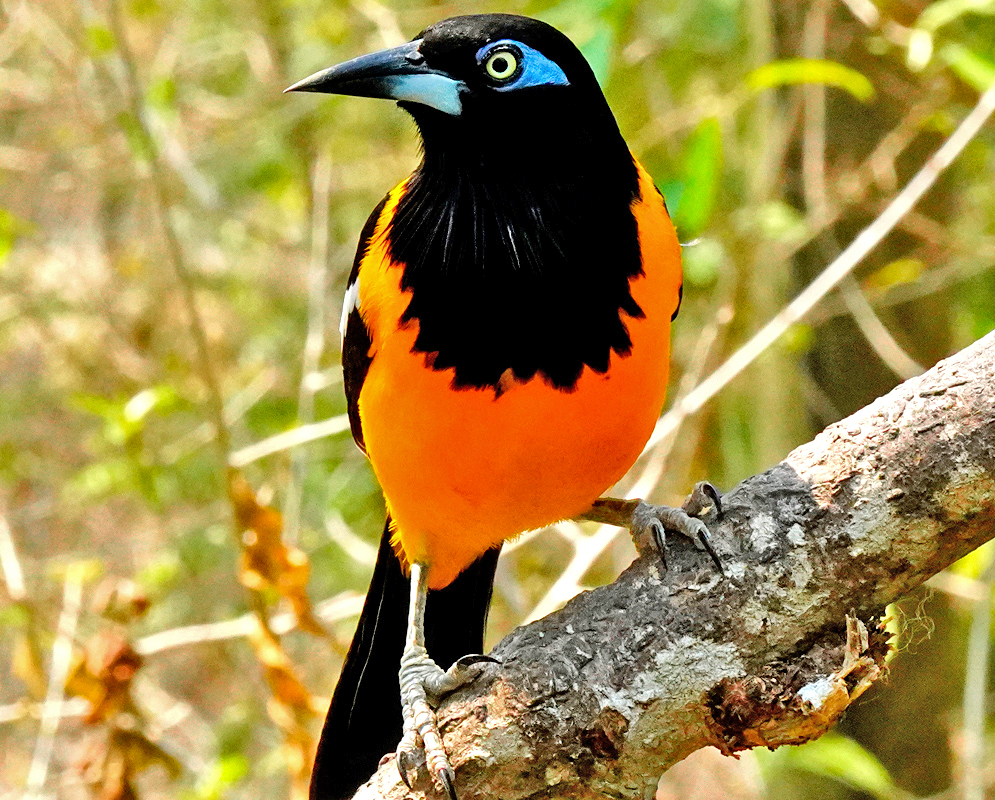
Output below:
[228,414,351,468]
[838,0,880,28]
[135,591,364,656]
[107,0,277,640]
[0,509,26,601]
[839,275,923,378]
[0,697,89,727]
[25,567,85,798]
[646,80,995,451]
[635,301,736,494]
[802,0,829,223]
[324,512,377,566]
[284,154,334,545]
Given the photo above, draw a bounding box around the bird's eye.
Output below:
[483,48,519,82]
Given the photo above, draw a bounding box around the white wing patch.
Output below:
[339,278,361,342]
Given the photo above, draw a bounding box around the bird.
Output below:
[286,13,721,800]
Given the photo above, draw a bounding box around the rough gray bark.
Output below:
[354,330,995,800]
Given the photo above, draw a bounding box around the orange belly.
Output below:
[357,161,681,589]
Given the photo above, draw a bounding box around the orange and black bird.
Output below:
[287,13,721,800]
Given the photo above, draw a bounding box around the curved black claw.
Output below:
[437,766,457,800]
[673,481,725,573]
[454,653,500,669]
[649,518,668,570]
[696,527,724,574]
[396,749,416,789]
[701,482,723,519]
[682,481,723,520]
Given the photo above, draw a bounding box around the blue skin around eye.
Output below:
[378,39,570,116]
[476,40,570,91]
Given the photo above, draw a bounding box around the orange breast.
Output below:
[356,160,681,588]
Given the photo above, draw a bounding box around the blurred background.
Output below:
[2,0,995,798]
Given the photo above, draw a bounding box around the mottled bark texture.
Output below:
[353,331,995,800]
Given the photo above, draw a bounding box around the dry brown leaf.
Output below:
[228,469,326,636]
[248,623,320,714]
[77,726,181,800]
[93,578,150,624]
[112,727,183,779]
[65,631,142,723]
[266,662,315,710]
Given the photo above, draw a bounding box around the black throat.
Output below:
[386,99,644,392]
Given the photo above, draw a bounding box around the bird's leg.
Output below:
[396,562,496,800]
[579,482,724,572]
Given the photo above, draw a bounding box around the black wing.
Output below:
[341,195,389,454]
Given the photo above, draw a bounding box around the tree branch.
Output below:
[353,330,995,800]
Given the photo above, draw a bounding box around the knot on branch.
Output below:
[706,615,891,754]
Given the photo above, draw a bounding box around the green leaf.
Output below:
[85,25,116,56]
[916,0,995,32]
[0,208,27,265]
[766,733,900,800]
[128,0,162,17]
[783,322,815,353]
[115,111,153,162]
[135,552,182,592]
[681,237,724,287]
[182,753,250,800]
[940,42,995,91]
[66,459,135,500]
[949,539,995,579]
[74,386,177,445]
[673,117,723,239]
[123,386,176,424]
[865,258,924,291]
[752,200,808,243]
[747,58,876,102]
[148,77,178,110]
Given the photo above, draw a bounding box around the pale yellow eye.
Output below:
[484,49,518,81]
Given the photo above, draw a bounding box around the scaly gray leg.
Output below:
[395,563,496,799]
[579,482,724,572]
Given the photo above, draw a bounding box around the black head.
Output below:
[286,14,625,170]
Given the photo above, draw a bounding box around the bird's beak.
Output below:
[284,39,465,116]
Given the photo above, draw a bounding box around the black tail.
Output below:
[310,520,500,800]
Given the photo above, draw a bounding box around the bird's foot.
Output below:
[630,482,724,572]
[396,645,497,799]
